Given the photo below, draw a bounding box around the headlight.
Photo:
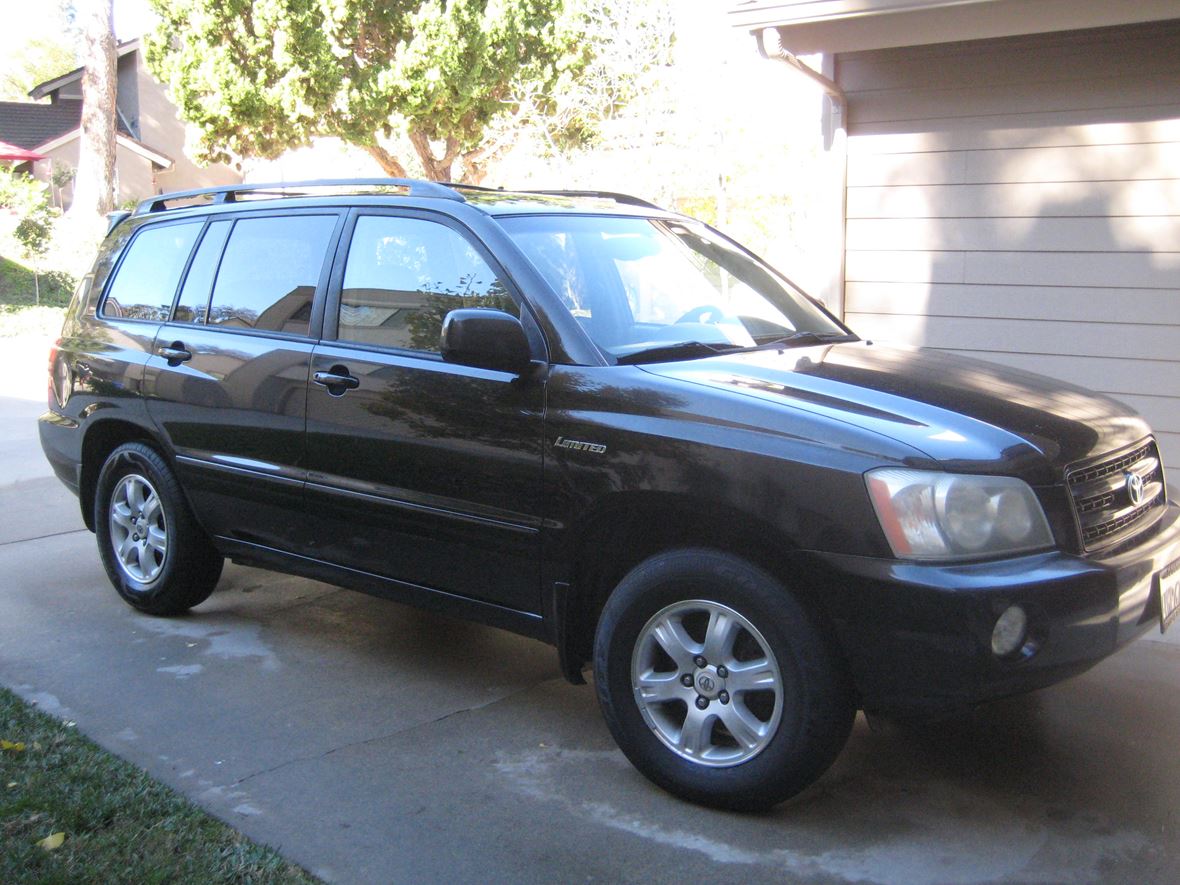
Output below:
[865,469,1053,560]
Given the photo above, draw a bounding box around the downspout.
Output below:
[755,28,847,141]
[755,28,849,320]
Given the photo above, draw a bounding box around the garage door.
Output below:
[838,21,1180,475]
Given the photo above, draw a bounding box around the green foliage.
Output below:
[0,169,60,262]
[50,164,75,190]
[0,257,74,310]
[13,216,51,259]
[0,169,70,305]
[0,168,52,218]
[144,0,626,181]
[0,1,78,101]
[0,687,319,883]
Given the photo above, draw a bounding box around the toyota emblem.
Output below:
[1125,471,1144,507]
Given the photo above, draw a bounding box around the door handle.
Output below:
[158,342,192,366]
[313,366,360,395]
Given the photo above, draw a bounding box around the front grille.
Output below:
[1067,439,1167,552]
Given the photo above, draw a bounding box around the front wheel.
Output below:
[593,549,854,810]
[94,442,223,615]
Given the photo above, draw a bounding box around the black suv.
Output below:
[40,179,1180,810]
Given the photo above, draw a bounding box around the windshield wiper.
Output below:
[615,340,743,365]
[756,330,858,349]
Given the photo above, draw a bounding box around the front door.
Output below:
[303,211,545,613]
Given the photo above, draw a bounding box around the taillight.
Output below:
[48,338,66,409]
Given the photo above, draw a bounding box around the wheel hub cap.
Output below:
[695,667,723,699]
[631,599,783,768]
[108,472,168,587]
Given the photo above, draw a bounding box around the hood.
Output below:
[641,342,1150,480]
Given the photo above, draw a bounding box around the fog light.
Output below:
[991,605,1027,656]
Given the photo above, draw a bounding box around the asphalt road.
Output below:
[2,338,1179,884]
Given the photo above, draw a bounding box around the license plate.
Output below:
[1161,559,1180,633]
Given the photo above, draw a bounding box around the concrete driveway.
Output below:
[2,337,1179,884]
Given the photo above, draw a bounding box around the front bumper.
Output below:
[812,500,1180,714]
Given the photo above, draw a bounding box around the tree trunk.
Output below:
[409,129,457,182]
[460,143,508,186]
[69,0,117,220]
[364,144,408,178]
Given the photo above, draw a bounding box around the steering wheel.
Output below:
[675,304,727,324]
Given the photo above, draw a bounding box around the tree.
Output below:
[0,169,59,304]
[145,0,604,183]
[497,0,674,163]
[68,0,118,220]
[0,2,79,102]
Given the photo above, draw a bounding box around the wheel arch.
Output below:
[78,418,160,531]
[554,493,829,681]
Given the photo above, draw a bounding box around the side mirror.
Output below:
[440,309,535,374]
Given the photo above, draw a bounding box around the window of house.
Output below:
[206,215,336,335]
[338,215,517,352]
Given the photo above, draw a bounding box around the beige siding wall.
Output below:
[840,21,1180,473]
[134,58,240,196]
[35,140,157,208]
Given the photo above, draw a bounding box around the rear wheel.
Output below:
[593,549,854,810]
[95,442,222,615]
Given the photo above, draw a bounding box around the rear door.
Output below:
[87,218,204,421]
[143,210,343,551]
[303,209,546,613]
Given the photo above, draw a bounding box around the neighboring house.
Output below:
[729,0,1180,474]
[0,38,239,207]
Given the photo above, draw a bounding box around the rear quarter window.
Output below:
[100,221,203,321]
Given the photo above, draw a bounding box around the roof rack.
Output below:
[134,178,465,215]
[524,189,666,210]
[446,183,665,211]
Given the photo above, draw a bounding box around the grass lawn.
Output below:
[0,256,68,338]
[0,687,318,884]
[0,255,73,308]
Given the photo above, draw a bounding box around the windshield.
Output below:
[499,214,851,362]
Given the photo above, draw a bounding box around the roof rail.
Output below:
[446,183,665,211]
[134,178,464,215]
[524,189,666,210]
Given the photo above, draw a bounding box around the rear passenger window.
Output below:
[173,220,231,324]
[338,215,517,352]
[207,215,336,335]
[102,222,202,321]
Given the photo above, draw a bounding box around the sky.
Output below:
[0,0,155,53]
[113,0,156,39]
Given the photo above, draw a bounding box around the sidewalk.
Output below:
[0,332,55,485]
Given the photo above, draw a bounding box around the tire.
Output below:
[593,549,854,810]
[94,442,223,615]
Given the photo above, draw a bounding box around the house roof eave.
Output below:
[28,38,141,101]
[34,126,173,169]
[729,0,1180,54]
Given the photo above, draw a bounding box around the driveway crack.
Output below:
[229,679,547,787]
[0,528,88,548]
